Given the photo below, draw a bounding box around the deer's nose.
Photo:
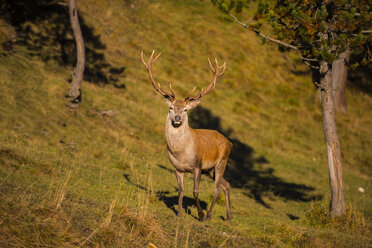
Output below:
[175,115,181,122]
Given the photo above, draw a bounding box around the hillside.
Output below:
[0,0,371,247]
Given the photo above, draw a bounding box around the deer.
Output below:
[141,50,232,221]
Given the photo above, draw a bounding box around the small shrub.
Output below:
[333,204,368,231]
[305,201,331,227]
[305,201,367,231]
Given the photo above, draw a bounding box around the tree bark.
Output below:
[331,49,350,113]
[319,61,345,217]
[67,0,85,105]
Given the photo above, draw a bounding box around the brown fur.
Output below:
[141,51,231,221]
[193,129,232,171]
[164,100,233,221]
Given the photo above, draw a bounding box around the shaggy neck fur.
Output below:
[165,113,194,152]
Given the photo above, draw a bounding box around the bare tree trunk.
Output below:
[319,61,345,217]
[67,0,85,106]
[331,49,350,113]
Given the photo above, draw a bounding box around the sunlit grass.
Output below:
[0,0,371,247]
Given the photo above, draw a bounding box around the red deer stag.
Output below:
[141,50,232,221]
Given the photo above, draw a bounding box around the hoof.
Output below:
[225,215,233,221]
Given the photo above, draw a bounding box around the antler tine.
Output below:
[169,83,176,98]
[208,58,215,73]
[141,50,175,101]
[214,58,227,76]
[140,50,148,69]
[153,51,162,62]
[219,61,227,76]
[148,50,162,64]
[185,58,226,102]
[184,86,197,100]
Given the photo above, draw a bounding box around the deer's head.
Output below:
[141,50,226,128]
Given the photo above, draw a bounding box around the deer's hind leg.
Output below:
[220,177,232,220]
[206,159,228,220]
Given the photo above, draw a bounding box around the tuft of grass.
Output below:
[263,223,312,247]
[305,200,368,232]
[80,199,167,247]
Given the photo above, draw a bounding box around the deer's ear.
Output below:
[164,98,173,107]
[186,99,202,110]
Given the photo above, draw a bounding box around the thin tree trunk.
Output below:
[319,61,345,217]
[331,49,350,113]
[67,0,85,105]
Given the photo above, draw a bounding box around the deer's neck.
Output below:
[165,115,194,152]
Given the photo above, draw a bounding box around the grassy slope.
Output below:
[0,0,371,247]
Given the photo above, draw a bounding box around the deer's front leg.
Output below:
[193,167,205,221]
[175,170,184,217]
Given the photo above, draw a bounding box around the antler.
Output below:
[185,58,226,102]
[141,50,175,101]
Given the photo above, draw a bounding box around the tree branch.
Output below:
[314,81,327,90]
[304,61,320,69]
[301,57,318,62]
[361,30,372,34]
[228,12,299,50]
[227,12,319,62]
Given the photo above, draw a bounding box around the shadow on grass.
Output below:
[157,164,174,174]
[189,106,322,208]
[1,0,125,88]
[123,173,207,219]
[156,191,207,217]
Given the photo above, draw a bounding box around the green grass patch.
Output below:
[0,0,371,247]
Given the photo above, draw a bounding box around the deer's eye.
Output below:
[184,109,187,112]
[170,106,174,110]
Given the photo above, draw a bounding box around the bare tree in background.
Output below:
[66,0,85,107]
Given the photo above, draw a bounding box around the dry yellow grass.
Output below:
[0,0,371,247]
